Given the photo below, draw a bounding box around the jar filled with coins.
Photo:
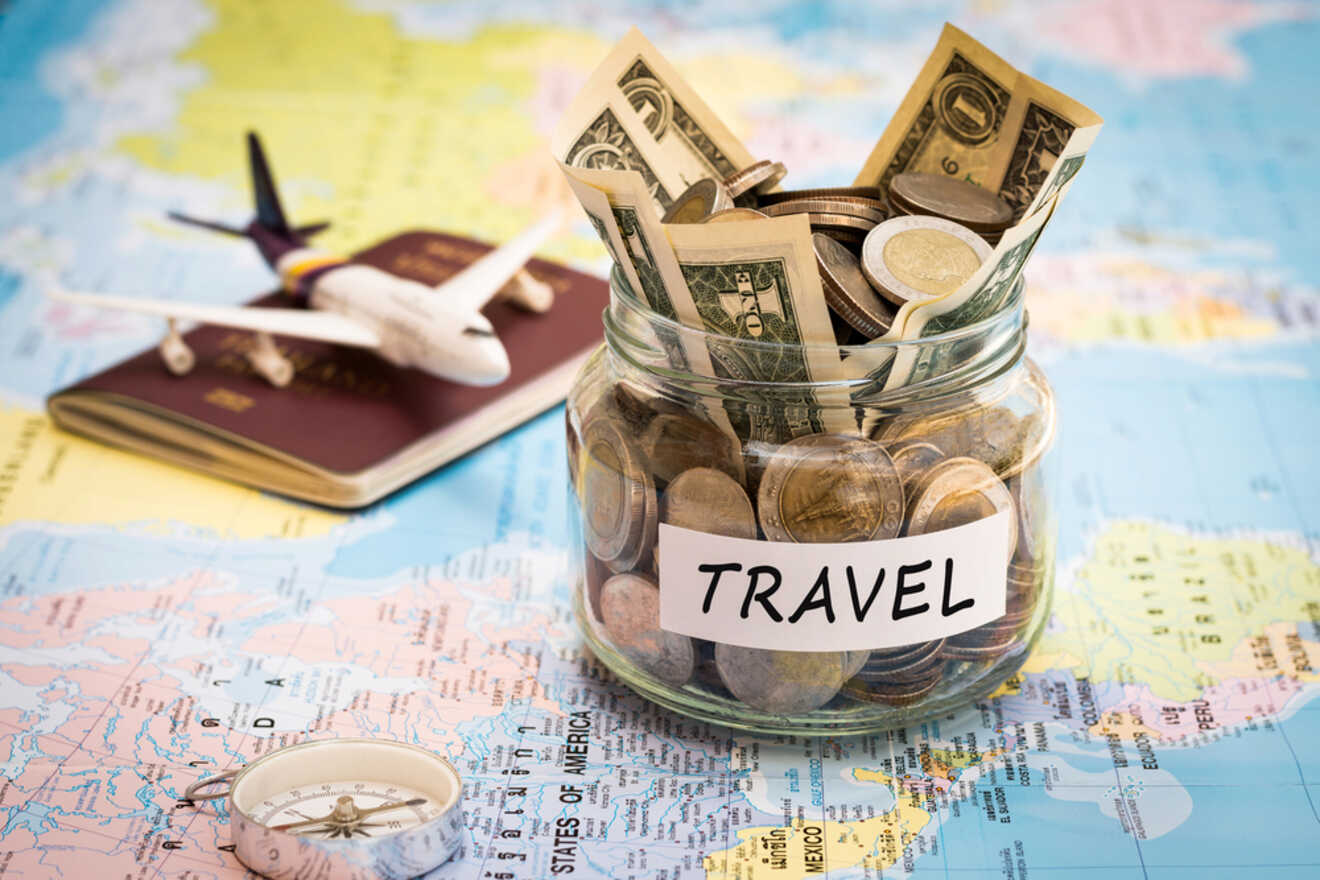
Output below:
[566,268,1055,735]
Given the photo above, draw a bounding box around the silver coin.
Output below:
[580,418,656,572]
[715,644,846,714]
[661,178,734,223]
[600,573,696,687]
[813,233,896,338]
[723,160,787,199]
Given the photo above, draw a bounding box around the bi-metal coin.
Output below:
[185,738,464,880]
[661,178,734,223]
[860,215,992,307]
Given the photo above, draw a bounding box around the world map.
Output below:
[1,0,1318,877]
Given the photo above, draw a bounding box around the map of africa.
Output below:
[1,0,1318,877]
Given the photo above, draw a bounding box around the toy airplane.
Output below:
[49,132,562,388]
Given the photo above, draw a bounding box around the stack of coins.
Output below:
[757,186,890,251]
[573,390,1053,715]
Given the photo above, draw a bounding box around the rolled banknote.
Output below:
[552,27,756,217]
[854,23,1102,222]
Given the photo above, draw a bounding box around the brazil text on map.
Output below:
[0,1,1318,878]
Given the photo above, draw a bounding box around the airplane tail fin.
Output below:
[247,131,291,237]
[165,132,326,269]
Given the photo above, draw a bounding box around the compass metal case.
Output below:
[185,738,464,880]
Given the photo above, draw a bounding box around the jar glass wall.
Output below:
[566,271,1055,735]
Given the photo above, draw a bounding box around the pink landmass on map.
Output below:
[1040,0,1310,81]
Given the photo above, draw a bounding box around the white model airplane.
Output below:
[49,132,562,388]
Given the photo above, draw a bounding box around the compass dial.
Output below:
[251,780,443,838]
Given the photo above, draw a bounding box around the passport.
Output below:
[47,230,609,508]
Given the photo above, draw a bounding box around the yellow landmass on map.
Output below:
[116,0,602,258]
[704,807,929,880]
[0,407,342,538]
[1039,521,1320,701]
[1027,258,1280,346]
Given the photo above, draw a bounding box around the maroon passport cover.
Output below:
[48,230,607,491]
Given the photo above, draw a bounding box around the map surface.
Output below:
[1,1,1318,877]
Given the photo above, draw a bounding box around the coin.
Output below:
[581,418,657,572]
[641,412,745,486]
[714,644,847,714]
[762,199,887,225]
[600,573,696,687]
[843,670,942,705]
[760,186,884,205]
[801,212,877,233]
[813,233,896,338]
[888,441,944,495]
[723,160,787,199]
[758,434,904,542]
[843,650,871,680]
[660,467,758,539]
[904,457,1017,557]
[703,207,770,223]
[860,216,992,306]
[878,406,1033,477]
[661,178,734,223]
[888,173,1014,233]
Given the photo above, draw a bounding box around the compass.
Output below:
[185,738,464,880]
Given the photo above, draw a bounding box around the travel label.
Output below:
[658,512,1010,651]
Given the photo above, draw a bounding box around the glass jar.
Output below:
[566,269,1055,735]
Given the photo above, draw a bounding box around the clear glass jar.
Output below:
[566,269,1055,735]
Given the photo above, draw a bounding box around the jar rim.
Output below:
[605,265,1026,357]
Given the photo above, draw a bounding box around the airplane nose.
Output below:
[472,341,511,385]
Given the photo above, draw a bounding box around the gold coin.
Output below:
[905,457,1017,557]
[758,434,904,542]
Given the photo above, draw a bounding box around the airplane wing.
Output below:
[48,288,382,348]
[439,208,564,313]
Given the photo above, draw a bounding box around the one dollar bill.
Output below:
[552,28,756,217]
[854,23,1102,222]
[664,214,853,439]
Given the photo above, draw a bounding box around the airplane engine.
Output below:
[159,319,195,376]
[496,269,554,313]
[246,332,294,387]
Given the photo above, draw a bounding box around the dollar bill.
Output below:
[552,28,756,216]
[883,195,1059,390]
[854,23,1102,222]
[560,164,650,304]
[560,164,739,439]
[664,214,853,440]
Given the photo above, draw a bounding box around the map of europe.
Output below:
[1,0,1318,877]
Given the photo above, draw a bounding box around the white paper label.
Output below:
[658,512,1010,651]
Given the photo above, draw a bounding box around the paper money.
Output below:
[664,214,851,439]
[561,164,740,438]
[882,196,1058,390]
[552,28,756,216]
[560,164,650,304]
[854,23,1102,222]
